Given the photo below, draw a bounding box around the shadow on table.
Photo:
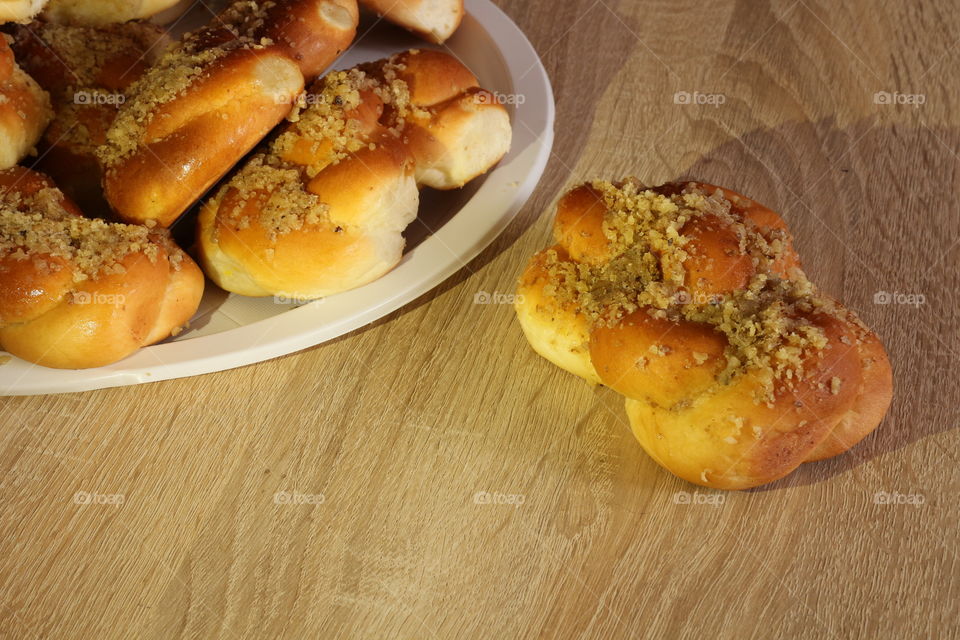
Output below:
[215,11,960,489]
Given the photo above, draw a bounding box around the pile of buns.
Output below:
[0,0,511,369]
[0,1,892,491]
[516,180,893,489]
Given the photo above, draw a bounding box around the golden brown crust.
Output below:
[0,36,52,170]
[359,0,464,43]
[217,0,360,78]
[363,49,476,105]
[0,167,204,369]
[403,86,511,189]
[552,185,611,265]
[515,246,600,384]
[803,322,893,461]
[99,0,359,227]
[103,48,306,226]
[515,180,894,490]
[198,48,510,299]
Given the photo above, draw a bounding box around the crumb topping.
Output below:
[99,45,230,165]
[46,100,115,154]
[214,52,426,241]
[0,187,172,281]
[543,180,857,397]
[11,22,166,157]
[217,158,330,241]
[19,22,166,97]
[272,69,368,175]
[830,376,842,394]
[98,5,281,167]
[215,0,280,39]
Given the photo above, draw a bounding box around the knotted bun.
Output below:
[0,167,203,369]
[197,49,511,299]
[516,180,893,490]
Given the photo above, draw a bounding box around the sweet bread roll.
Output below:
[358,50,510,188]
[9,21,169,212]
[197,49,511,299]
[516,180,893,490]
[215,0,360,78]
[0,35,52,170]
[0,167,204,369]
[99,0,360,227]
[359,0,463,43]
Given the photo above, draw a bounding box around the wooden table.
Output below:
[2,1,958,637]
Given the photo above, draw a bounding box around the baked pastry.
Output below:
[98,0,360,227]
[197,49,511,299]
[0,34,52,169]
[0,166,204,369]
[9,20,169,212]
[359,0,463,43]
[0,0,186,24]
[515,180,893,490]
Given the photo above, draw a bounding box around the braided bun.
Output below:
[0,35,52,170]
[197,49,511,299]
[0,167,203,369]
[516,180,893,490]
[98,0,359,228]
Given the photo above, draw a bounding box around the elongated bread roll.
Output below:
[0,167,204,369]
[98,0,359,228]
[197,49,511,299]
[516,180,893,490]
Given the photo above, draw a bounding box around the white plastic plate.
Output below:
[0,0,554,395]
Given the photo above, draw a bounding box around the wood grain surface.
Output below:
[2,0,959,638]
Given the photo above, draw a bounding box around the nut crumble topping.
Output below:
[0,186,178,281]
[213,52,427,241]
[543,180,858,396]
